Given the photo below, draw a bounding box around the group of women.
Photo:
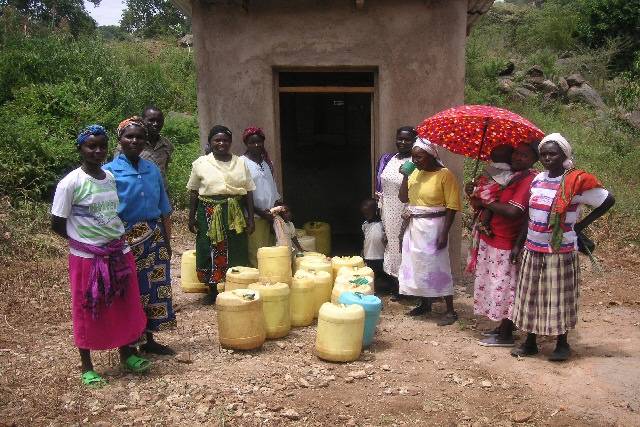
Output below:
[53,116,614,386]
[376,126,614,360]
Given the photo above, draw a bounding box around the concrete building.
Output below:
[172,0,493,272]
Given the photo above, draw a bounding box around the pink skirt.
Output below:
[69,252,146,350]
[472,239,517,322]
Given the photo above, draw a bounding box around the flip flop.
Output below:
[123,354,152,373]
[478,336,515,347]
[510,344,539,358]
[81,370,107,388]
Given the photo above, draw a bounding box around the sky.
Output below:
[84,0,125,26]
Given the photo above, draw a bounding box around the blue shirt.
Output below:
[103,154,172,228]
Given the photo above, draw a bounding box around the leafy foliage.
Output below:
[120,0,190,37]
[0,1,97,35]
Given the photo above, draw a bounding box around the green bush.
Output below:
[166,140,202,209]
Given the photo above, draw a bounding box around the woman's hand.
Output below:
[260,209,274,222]
[436,231,449,250]
[188,216,198,234]
[464,182,475,197]
[509,247,522,265]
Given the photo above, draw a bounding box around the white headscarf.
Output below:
[413,137,445,167]
[540,133,574,169]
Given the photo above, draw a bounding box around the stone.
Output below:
[113,404,128,411]
[498,60,515,76]
[621,109,640,130]
[526,65,544,78]
[177,34,193,47]
[567,84,606,109]
[481,380,492,388]
[348,370,367,379]
[276,342,286,349]
[282,409,300,420]
[514,87,536,99]
[380,364,392,371]
[558,77,570,94]
[298,378,310,388]
[510,411,533,423]
[541,79,558,93]
[566,73,586,87]
[498,78,515,94]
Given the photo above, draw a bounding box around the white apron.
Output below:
[398,206,454,298]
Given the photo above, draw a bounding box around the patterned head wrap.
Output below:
[242,126,265,142]
[117,116,147,139]
[413,137,445,167]
[77,124,108,146]
[540,133,573,169]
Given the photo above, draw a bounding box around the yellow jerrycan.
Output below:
[336,265,375,280]
[294,251,325,272]
[257,246,293,285]
[331,276,374,303]
[303,221,331,256]
[216,289,266,350]
[225,266,259,292]
[299,256,333,280]
[248,282,291,339]
[331,256,365,278]
[297,235,317,252]
[180,249,208,293]
[298,269,333,318]
[315,302,365,362]
[290,270,316,327]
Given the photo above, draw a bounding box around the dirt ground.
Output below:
[1,217,639,427]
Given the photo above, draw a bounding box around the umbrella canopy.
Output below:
[416,105,544,163]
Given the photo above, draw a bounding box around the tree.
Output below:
[120,0,190,38]
[0,0,98,35]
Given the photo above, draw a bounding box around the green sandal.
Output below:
[123,354,151,373]
[81,370,107,388]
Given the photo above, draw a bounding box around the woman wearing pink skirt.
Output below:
[51,125,149,387]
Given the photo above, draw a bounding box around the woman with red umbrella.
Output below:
[468,143,539,346]
[398,138,462,326]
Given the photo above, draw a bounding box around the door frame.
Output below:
[272,67,379,196]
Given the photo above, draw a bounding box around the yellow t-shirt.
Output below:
[186,154,256,196]
[407,167,461,211]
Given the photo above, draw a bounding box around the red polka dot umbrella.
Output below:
[416,105,544,176]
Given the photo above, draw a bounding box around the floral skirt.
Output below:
[472,239,517,321]
[128,222,177,332]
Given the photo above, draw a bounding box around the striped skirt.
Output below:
[511,249,579,336]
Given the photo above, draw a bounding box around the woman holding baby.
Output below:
[466,142,539,347]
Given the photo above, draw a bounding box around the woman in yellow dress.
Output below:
[187,125,256,304]
[398,138,461,326]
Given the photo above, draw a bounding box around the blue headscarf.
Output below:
[77,125,108,146]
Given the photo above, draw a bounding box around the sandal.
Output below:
[81,370,107,388]
[478,336,515,347]
[123,354,152,373]
[437,312,458,326]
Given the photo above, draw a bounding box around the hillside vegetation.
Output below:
[0,0,638,258]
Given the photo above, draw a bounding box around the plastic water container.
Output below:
[225,266,259,292]
[336,265,375,280]
[216,289,266,350]
[294,251,325,272]
[338,292,382,347]
[180,250,208,293]
[298,269,333,318]
[258,246,293,285]
[331,256,365,277]
[295,228,307,237]
[217,282,225,294]
[290,270,316,327]
[248,282,291,339]
[297,235,317,252]
[303,221,331,256]
[315,302,364,362]
[299,257,333,280]
[331,276,374,303]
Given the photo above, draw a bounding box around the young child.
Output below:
[270,204,304,253]
[50,125,150,388]
[360,198,385,278]
[468,144,514,236]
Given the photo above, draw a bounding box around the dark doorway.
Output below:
[279,73,373,255]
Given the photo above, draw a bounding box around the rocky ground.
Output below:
[1,218,639,426]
